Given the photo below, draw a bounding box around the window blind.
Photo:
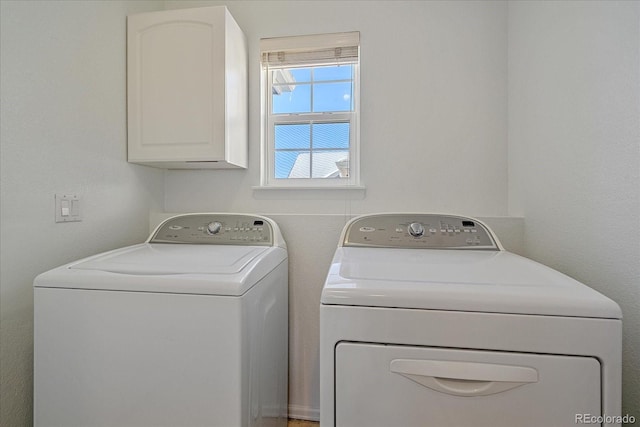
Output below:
[261,31,359,68]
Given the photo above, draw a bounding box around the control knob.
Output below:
[206,221,222,235]
[408,222,425,237]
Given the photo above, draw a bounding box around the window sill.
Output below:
[253,185,365,191]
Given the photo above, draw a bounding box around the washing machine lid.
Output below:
[321,247,622,319]
[71,244,268,275]
[34,243,287,296]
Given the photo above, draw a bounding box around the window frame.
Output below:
[260,32,361,188]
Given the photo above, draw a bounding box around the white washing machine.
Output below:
[34,213,288,427]
[320,213,622,427]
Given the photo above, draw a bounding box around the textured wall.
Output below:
[0,1,165,425]
[163,0,509,217]
[508,0,640,418]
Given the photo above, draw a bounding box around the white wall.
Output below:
[0,1,165,425]
[163,0,508,216]
[162,0,509,419]
[508,0,640,417]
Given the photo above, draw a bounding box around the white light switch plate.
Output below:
[55,194,82,223]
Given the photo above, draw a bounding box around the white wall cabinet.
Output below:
[127,6,247,169]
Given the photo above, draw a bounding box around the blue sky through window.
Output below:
[272,65,353,178]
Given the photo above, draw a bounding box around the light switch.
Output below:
[71,199,80,216]
[55,194,82,223]
[61,200,70,216]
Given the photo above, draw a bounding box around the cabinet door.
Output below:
[335,343,601,427]
[127,7,244,167]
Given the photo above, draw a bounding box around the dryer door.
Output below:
[335,343,600,427]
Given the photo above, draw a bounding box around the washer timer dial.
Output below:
[206,221,222,235]
[408,222,425,237]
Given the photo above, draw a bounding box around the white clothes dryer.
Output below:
[320,213,622,427]
[34,213,288,427]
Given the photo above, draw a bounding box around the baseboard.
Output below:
[288,404,320,422]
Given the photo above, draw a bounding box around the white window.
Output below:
[260,32,360,188]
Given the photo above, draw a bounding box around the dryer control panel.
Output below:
[150,214,274,246]
[342,214,500,250]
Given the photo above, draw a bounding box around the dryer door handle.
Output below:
[390,359,538,397]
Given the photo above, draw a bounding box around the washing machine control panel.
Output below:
[150,214,274,245]
[343,214,499,250]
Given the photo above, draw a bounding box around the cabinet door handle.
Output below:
[390,359,538,397]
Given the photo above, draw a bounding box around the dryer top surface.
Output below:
[321,247,621,319]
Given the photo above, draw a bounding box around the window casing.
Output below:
[260,32,360,188]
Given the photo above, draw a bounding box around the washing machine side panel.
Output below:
[34,288,244,427]
[243,260,289,427]
[335,343,600,427]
